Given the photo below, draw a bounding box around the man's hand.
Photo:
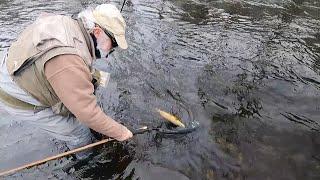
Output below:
[116,127,133,141]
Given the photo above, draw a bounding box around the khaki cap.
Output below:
[93,4,128,49]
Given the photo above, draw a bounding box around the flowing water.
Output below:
[0,0,319,179]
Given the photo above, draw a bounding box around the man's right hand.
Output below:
[116,127,133,141]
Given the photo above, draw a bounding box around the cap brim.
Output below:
[114,34,128,49]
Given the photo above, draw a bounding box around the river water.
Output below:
[0,0,319,179]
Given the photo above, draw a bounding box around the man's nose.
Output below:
[102,44,110,51]
[103,41,112,51]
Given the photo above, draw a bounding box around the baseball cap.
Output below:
[92,4,128,49]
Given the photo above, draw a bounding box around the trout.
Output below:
[157,109,185,128]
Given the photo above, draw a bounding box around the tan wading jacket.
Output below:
[6,15,97,116]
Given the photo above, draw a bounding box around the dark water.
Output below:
[0,0,320,179]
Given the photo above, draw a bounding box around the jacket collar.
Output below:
[76,18,96,61]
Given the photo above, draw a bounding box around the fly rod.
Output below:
[0,138,114,177]
[0,127,149,177]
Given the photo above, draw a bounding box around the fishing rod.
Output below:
[120,0,127,12]
[0,138,114,177]
[0,127,149,177]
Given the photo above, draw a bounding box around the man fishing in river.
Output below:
[0,3,132,159]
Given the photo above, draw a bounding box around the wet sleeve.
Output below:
[44,54,129,141]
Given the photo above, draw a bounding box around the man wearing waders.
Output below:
[0,4,132,159]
